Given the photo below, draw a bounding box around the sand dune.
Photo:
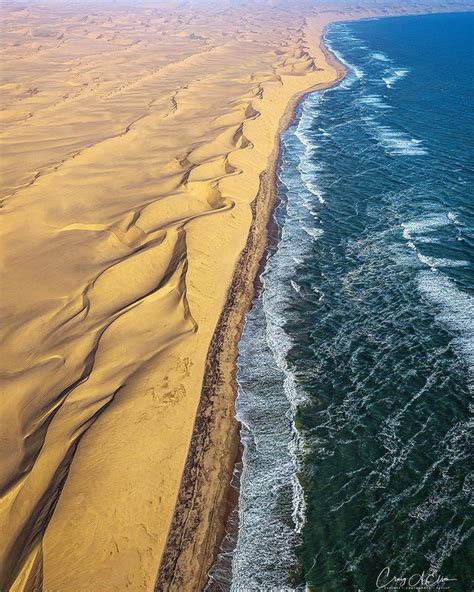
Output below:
[1,0,472,590]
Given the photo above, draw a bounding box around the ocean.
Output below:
[207,11,474,591]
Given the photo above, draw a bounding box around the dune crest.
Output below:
[1,0,472,590]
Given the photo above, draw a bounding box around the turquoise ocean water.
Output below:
[208,11,473,591]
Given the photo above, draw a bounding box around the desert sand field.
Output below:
[0,1,470,590]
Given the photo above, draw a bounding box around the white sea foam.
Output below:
[448,210,465,227]
[300,194,318,217]
[359,94,392,109]
[300,173,325,205]
[261,283,309,545]
[372,51,391,62]
[295,126,318,152]
[294,97,327,207]
[417,270,474,373]
[382,68,410,88]
[231,310,302,590]
[291,279,302,293]
[244,96,328,561]
[263,295,307,409]
[230,108,324,586]
[402,213,451,240]
[402,214,468,269]
[303,225,324,240]
[289,432,307,534]
[357,71,425,157]
[312,286,324,301]
[371,123,427,156]
[416,253,469,270]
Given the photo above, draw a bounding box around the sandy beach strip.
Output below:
[0,1,472,591]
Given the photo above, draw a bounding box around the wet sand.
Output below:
[0,1,471,590]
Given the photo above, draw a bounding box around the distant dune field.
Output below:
[1,1,470,590]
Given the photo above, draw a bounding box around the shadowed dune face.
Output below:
[1,0,472,590]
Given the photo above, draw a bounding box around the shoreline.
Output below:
[155,17,348,591]
[1,3,472,590]
[155,5,473,591]
[218,10,474,592]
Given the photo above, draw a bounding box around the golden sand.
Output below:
[1,1,471,590]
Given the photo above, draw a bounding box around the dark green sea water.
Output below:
[207,12,473,592]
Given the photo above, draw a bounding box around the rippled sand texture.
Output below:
[1,0,471,590]
[0,1,344,590]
